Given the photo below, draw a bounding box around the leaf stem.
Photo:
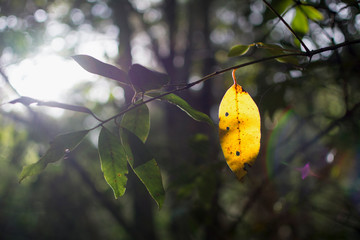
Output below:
[232,69,238,85]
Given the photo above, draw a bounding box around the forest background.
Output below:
[1,0,360,239]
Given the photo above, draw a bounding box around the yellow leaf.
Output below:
[218,70,261,180]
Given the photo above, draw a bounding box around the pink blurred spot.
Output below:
[296,163,316,179]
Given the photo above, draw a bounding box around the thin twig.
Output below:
[261,3,297,42]
[262,0,310,53]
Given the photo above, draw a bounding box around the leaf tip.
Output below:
[228,44,251,57]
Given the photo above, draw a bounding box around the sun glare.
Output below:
[3,35,121,117]
[7,54,95,102]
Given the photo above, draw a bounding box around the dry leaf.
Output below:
[219,70,261,180]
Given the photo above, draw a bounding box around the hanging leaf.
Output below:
[301,5,324,21]
[19,130,89,183]
[147,92,214,126]
[120,101,164,207]
[120,128,165,208]
[128,64,169,93]
[121,101,150,143]
[72,55,130,86]
[291,8,309,35]
[98,127,128,199]
[228,44,251,57]
[218,70,261,180]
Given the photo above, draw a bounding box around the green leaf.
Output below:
[274,56,299,65]
[300,5,324,21]
[128,64,169,93]
[147,92,214,126]
[291,8,309,34]
[228,44,251,57]
[120,128,165,208]
[98,127,128,199]
[19,130,89,183]
[256,43,300,65]
[273,0,293,14]
[121,101,150,143]
[72,55,130,86]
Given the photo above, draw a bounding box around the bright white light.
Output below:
[6,54,96,102]
[326,149,336,164]
[34,9,48,23]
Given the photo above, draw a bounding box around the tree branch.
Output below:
[4,38,359,132]
[85,38,360,130]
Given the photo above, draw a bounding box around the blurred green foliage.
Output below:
[1,0,360,239]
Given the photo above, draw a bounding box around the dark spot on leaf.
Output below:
[225,112,229,117]
[243,163,252,171]
[236,151,240,156]
[226,127,230,131]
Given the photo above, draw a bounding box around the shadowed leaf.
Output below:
[128,64,169,93]
[98,127,128,199]
[9,96,37,105]
[256,43,300,65]
[72,55,130,85]
[9,96,101,121]
[19,130,89,183]
[120,128,165,208]
[121,101,150,143]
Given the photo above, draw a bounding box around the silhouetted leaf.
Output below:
[9,96,37,105]
[120,128,165,208]
[121,101,150,143]
[128,64,169,93]
[147,92,214,126]
[228,44,251,57]
[98,127,128,199]
[19,130,89,182]
[72,55,130,85]
[9,97,101,121]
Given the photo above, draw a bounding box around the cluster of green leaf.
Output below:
[13,55,213,208]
